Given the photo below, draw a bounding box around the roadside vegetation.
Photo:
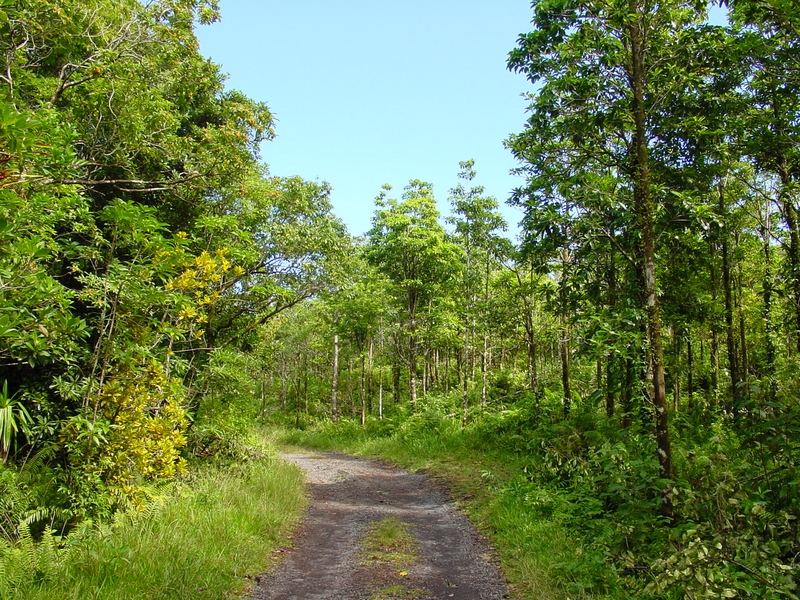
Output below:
[277,394,800,600]
[1,0,799,599]
[0,430,305,599]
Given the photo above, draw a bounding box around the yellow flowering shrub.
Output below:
[63,363,188,511]
[166,248,233,340]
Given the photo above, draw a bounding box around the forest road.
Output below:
[246,452,509,600]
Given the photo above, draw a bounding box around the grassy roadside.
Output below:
[0,432,306,600]
[276,418,625,600]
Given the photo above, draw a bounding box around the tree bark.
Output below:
[687,333,694,411]
[721,187,740,419]
[331,333,340,422]
[360,353,366,425]
[628,3,673,516]
[560,316,571,418]
[761,205,777,401]
[408,290,419,410]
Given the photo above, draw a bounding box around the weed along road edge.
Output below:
[248,452,509,600]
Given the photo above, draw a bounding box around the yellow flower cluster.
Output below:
[164,248,239,340]
[68,364,189,510]
[167,249,232,293]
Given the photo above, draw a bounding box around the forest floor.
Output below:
[246,451,509,600]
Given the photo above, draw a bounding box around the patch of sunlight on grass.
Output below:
[360,517,418,569]
[4,437,306,600]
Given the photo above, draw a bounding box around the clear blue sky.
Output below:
[195,1,534,238]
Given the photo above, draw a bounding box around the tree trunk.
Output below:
[392,356,400,404]
[774,101,800,353]
[623,357,633,428]
[605,357,615,418]
[481,333,488,409]
[360,353,366,425]
[516,268,540,404]
[721,199,740,418]
[761,205,777,401]
[379,364,384,420]
[687,333,694,411]
[672,328,681,413]
[709,243,720,402]
[331,333,340,422]
[628,4,673,516]
[481,256,490,409]
[736,245,748,407]
[560,316,571,418]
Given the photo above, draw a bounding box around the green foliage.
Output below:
[0,0,351,536]
[0,440,305,600]
[0,382,31,464]
[360,517,418,569]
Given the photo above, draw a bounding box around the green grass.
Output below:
[277,419,623,600]
[360,517,417,569]
[0,438,306,600]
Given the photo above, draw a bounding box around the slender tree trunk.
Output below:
[409,331,418,409]
[392,357,400,404]
[481,334,488,409]
[379,364,384,420]
[331,333,340,422]
[783,191,800,354]
[462,316,470,426]
[709,244,720,402]
[444,350,450,392]
[721,196,740,418]
[673,328,681,413]
[516,268,540,404]
[360,353,366,425]
[736,246,748,406]
[559,249,572,418]
[433,348,439,389]
[481,257,490,409]
[303,355,309,415]
[294,369,303,427]
[560,316,571,417]
[687,333,694,411]
[606,255,617,418]
[761,205,777,401]
[348,356,356,417]
[623,357,633,428]
[628,5,673,516]
[605,356,615,418]
[773,94,800,353]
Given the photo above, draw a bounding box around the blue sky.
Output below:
[196,1,534,238]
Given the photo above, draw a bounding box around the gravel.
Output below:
[247,452,509,600]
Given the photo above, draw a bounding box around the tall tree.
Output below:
[448,160,507,421]
[366,181,461,409]
[507,0,724,512]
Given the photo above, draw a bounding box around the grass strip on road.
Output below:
[277,419,622,600]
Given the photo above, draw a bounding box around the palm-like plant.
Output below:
[0,381,32,464]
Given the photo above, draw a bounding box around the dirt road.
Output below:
[247,452,509,600]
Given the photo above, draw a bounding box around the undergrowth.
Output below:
[275,394,800,600]
[0,429,306,600]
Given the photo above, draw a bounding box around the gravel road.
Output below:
[247,452,509,600]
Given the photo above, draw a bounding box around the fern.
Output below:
[0,522,37,597]
[0,536,10,600]
[0,470,33,542]
[0,522,73,598]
